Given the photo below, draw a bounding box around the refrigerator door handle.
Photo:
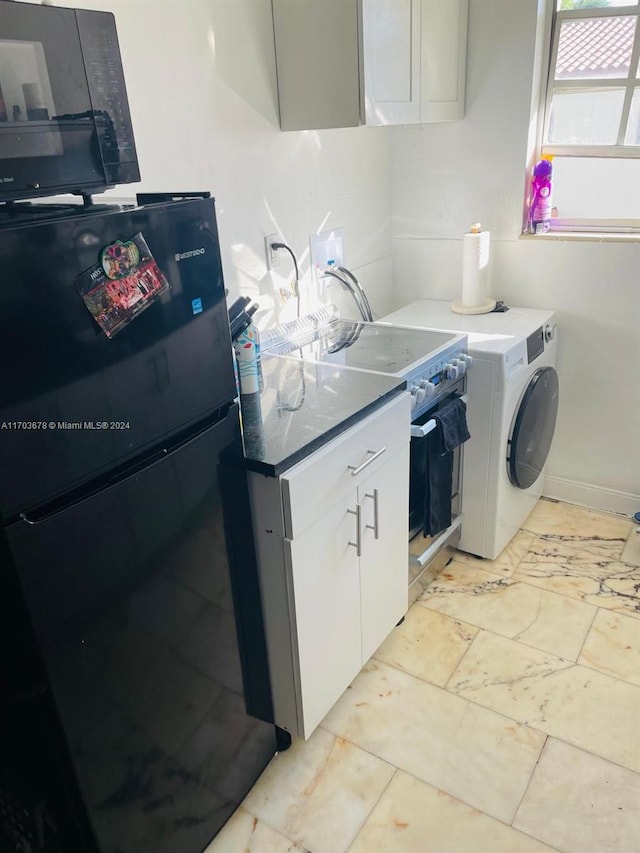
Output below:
[19,512,37,526]
[136,191,211,204]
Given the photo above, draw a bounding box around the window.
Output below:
[535,0,640,231]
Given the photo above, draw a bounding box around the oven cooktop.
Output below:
[261,311,469,418]
[264,319,460,377]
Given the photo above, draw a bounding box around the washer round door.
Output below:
[507,366,559,489]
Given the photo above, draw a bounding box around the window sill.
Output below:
[519,231,640,244]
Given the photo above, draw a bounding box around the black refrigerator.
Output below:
[0,196,277,852]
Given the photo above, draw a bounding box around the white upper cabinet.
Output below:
[272,0,362,131]
[361,0,422,125]
[271,0,468,131]
[418,0,468,123]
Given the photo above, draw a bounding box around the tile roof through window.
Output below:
[556,14,637,79]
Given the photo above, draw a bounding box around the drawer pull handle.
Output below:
[348,446,386,477]
[365,488,380,539]
[347,504,362,556]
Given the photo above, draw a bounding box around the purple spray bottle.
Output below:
[529,157,553,234]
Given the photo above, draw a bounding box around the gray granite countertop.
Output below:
[237,354,406,476]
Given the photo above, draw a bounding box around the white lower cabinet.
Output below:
[248,393,410,739]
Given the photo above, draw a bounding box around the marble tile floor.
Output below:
[207,499,640,853]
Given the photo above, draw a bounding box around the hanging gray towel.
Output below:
[435,397,471,452]
[427,398,471,536]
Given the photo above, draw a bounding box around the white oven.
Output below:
[407,381,468,603]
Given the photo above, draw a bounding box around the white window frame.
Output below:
[533,1,640,234]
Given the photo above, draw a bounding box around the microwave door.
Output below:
[0,3,96,195]
[0,2,139,200]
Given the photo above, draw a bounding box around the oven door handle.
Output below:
[411,420,437,439]
[410,393,468,439]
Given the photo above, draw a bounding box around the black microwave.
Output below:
[0,0,140,202]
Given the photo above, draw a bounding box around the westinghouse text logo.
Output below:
[175,248,206,261]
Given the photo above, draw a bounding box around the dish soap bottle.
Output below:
[528,156,553,234]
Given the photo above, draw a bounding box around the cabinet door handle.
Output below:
[347,504,361,557]
[348,446,386,477]
[365,489,380,539]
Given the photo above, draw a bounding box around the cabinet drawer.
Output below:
[282,392,410,538]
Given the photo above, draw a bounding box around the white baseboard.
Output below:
[543,475,640,519]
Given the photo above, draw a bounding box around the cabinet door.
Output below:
[362,0,422,125]
[358,444,410,662]
[272,0,361,130]
[285,497,362,738]
[420,0,468,122]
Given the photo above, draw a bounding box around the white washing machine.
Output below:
[381,300,559,559]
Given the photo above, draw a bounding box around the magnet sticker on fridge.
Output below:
[74,232,170,338]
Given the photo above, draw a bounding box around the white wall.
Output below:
[15,0,638,510]
[390,0,640,514]
[53,0,394,327]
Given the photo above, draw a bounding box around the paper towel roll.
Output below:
[452,223,495,315]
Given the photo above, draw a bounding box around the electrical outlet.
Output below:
[264,234,280,270]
